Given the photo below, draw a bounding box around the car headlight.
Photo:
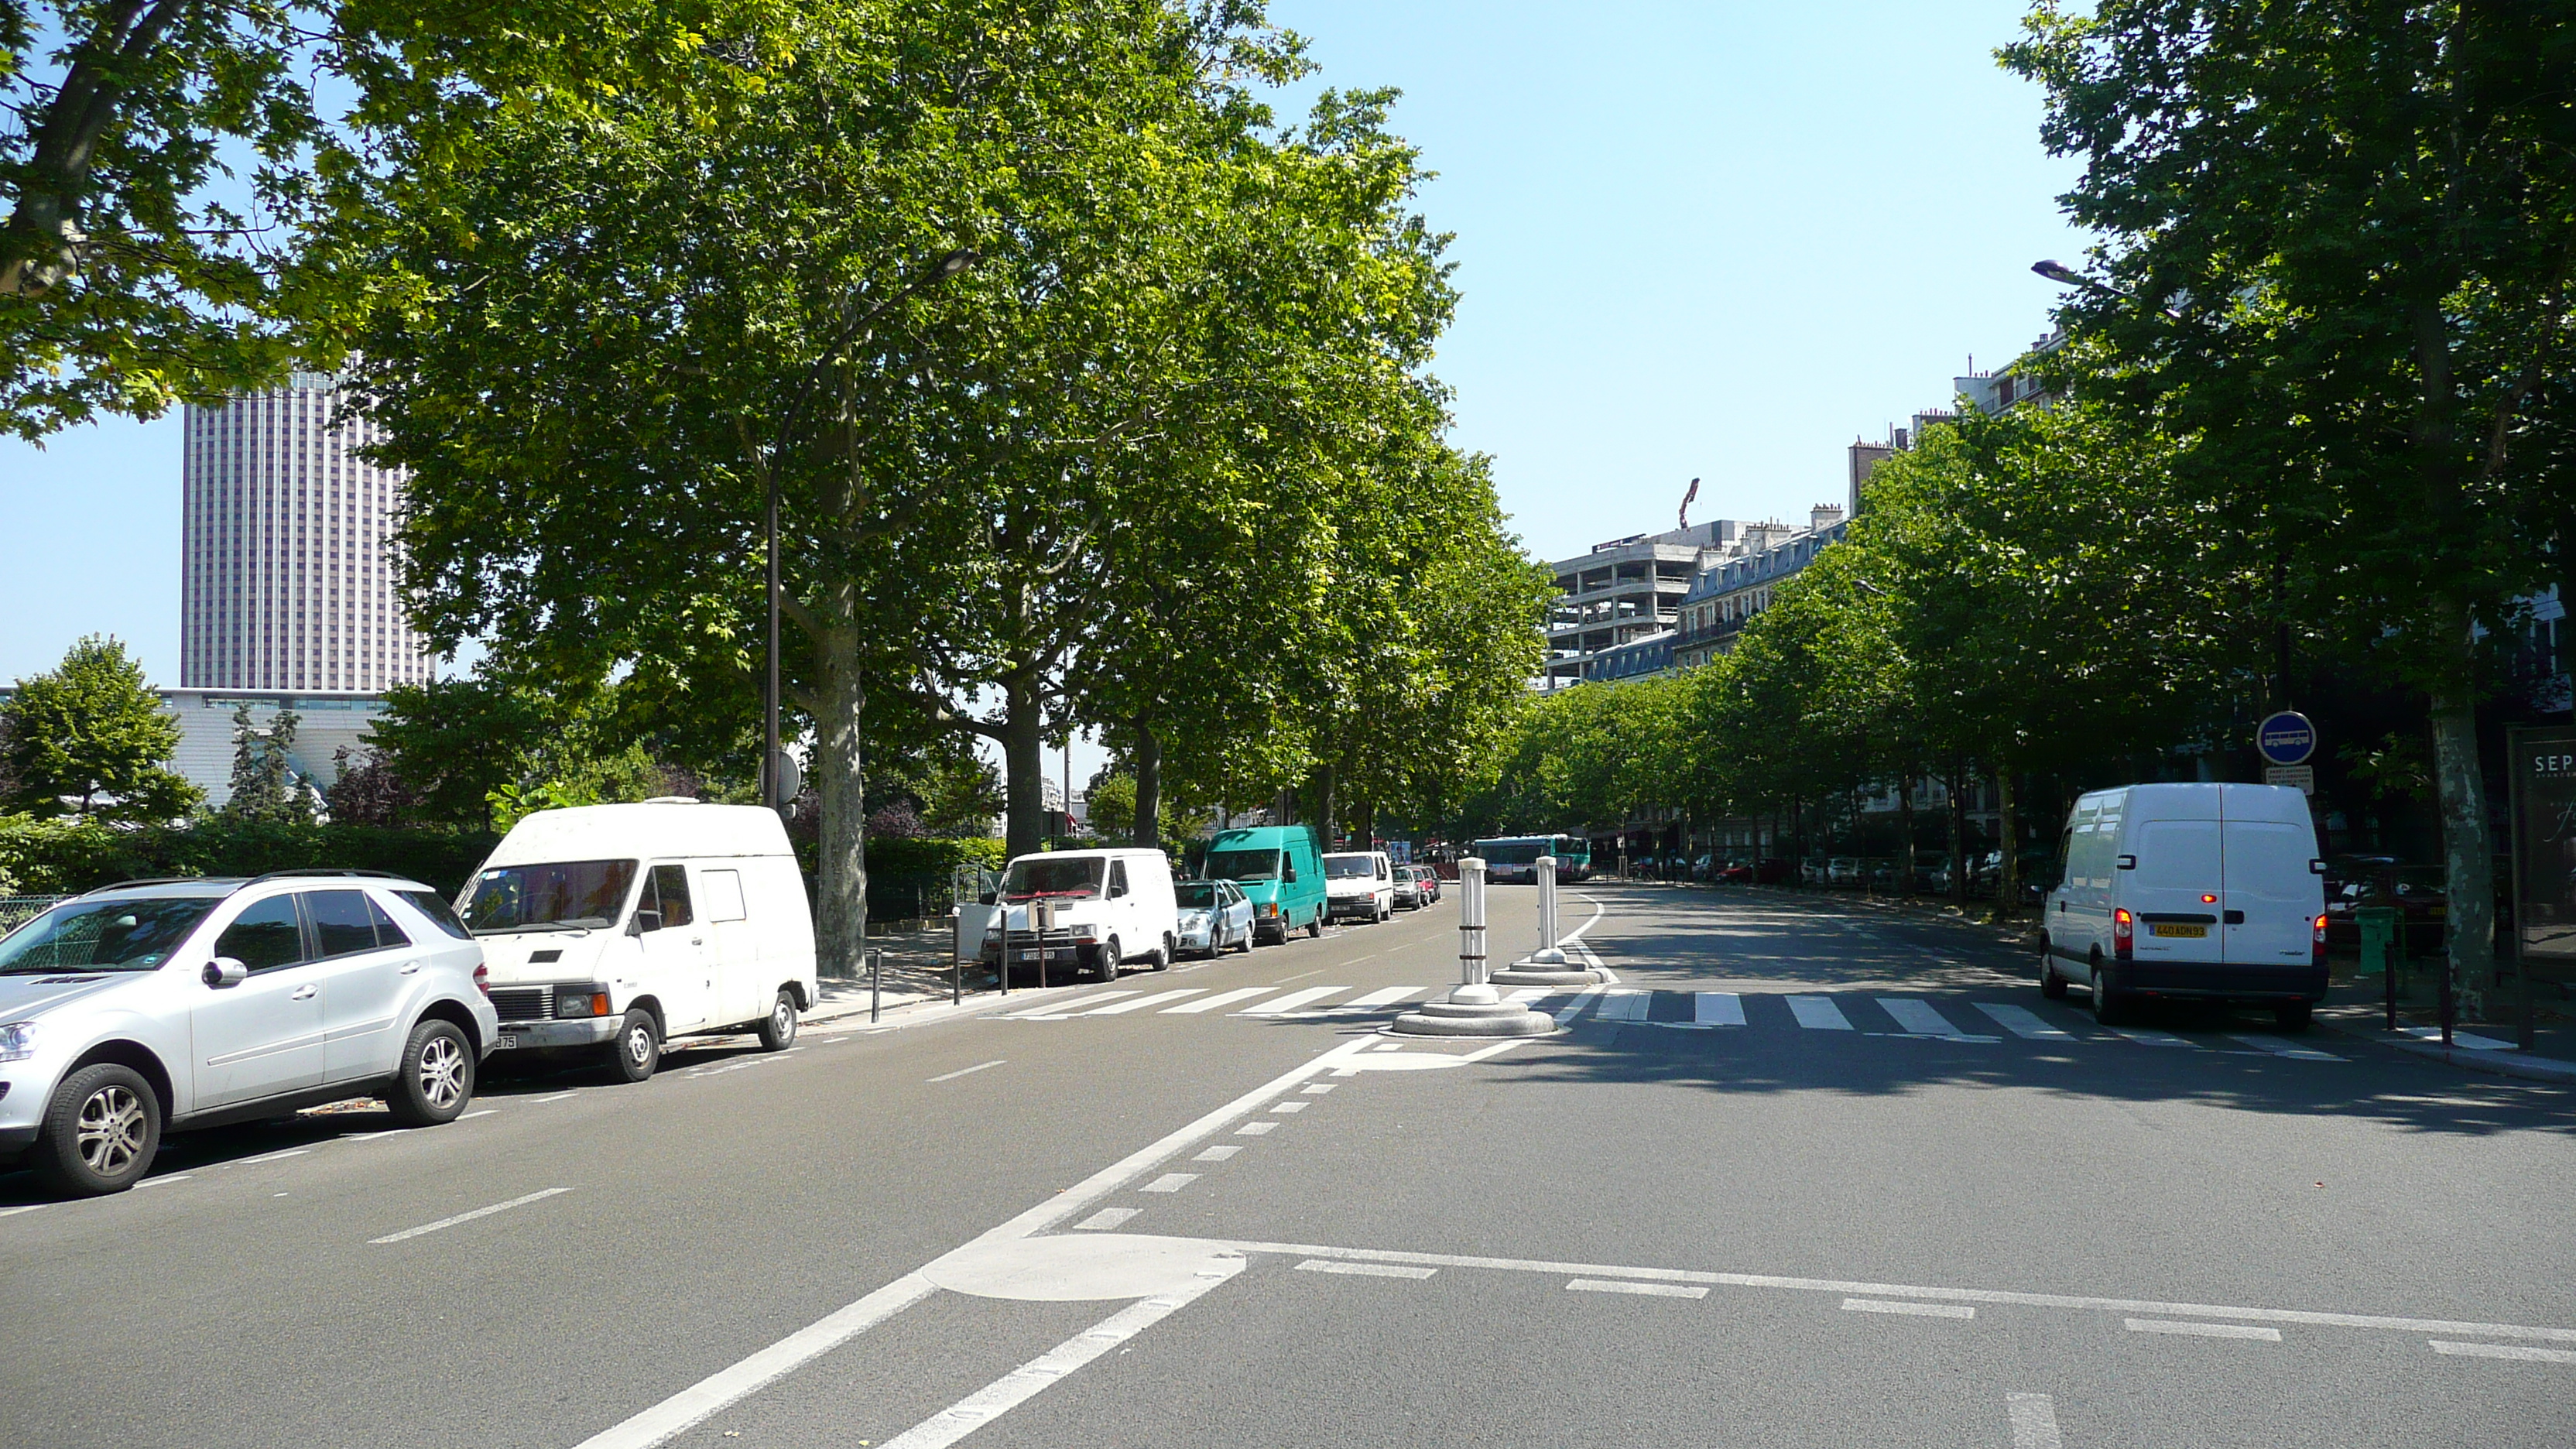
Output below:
[555,989,611,1019]
[0,1021,35,1064]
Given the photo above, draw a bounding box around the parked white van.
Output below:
[2039,783,2328,1029]
[461,801,817,1081]
[1323,851,1395,923]
[977,848,1180,983]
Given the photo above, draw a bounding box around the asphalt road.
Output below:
[4,885,2571,1448]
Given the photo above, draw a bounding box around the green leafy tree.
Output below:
[223,704,312,823]
[0,634,197,820]
[2005,2,2576,1001]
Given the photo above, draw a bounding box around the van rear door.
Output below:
[2126,816,2222,962]
[2221,816,2317,964]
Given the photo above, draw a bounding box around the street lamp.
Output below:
[762,247,981,811]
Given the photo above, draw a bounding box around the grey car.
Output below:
[1176,878,1255,958]
[0,871,498,1196]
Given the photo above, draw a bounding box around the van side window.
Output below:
[1108,860,1129,899]
[701,869,748,923]
[641,865,694,930]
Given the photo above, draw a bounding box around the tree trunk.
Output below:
[1947,764,1967,905]
[813,632,868,978]
[1310,762,1337,851]
[1998,765,2020,913]
[1132,723,1162,849]
[1897,772,1916,896]
[2428,598,2499,1012]
[1001,675,1046,859]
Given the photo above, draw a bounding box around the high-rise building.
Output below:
[180,373,430,694]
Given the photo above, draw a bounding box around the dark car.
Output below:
[2324,862,2449,955]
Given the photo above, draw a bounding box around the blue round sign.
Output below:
[2257,711,2317,766]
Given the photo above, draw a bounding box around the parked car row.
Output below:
[0,800,822,1197]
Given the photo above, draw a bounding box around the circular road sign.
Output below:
[2257,711,2317,766]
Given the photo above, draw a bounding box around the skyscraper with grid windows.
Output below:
[179,373,432,694]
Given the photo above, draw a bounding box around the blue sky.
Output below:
[0,0,2086,706]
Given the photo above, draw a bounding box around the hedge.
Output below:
[0,816,502,897]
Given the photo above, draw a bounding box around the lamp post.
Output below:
[762,248,979,811]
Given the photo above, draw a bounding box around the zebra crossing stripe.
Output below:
[1333,986,1427,1010]
[1005,990,1137,1019]
[1786,996,1855,1030]
[1080,989,1205,1015]
[1594,989,1649,1022]
[1877,998,1968,1037]
[2228,1034,2343,1062]
[1694,992,1745,1026]
[1163,988,1274,1014]
[1976,1003,2073,1040]
[2106,1025,2195,1047]
[1235,987,1348,1016]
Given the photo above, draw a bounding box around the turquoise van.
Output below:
[1202,825,1327,944]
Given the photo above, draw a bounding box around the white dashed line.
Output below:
[927,1060,1008,1083]
[2127,1318,2281,1340]
[1571,1279,1708,1299]
[2007,1393,2064,1449]
[1300,1259,1435,1279]
[1192,1146,1242,1162]
[1845,1297,1975,1318]
[1235,1122,1278,1136]
[371,1187,572,1244]
[1138,1173,1197,1194]
[2430,1340,2576,1364]
[1074,1208,1140,1231]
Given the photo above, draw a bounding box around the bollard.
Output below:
[870,947,882,1023]
[1388,858,1553,1037]
[1492,854,1602,987]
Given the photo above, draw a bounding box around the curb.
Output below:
[2314,1018,2576,1085]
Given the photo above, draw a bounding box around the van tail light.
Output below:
[473,963,492,998]
[2112,908,2135,961]
[2313,913,2328,968]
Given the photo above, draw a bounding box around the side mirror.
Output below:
[202,957,248,988]
[2115,855,2137,871]
[629,909,661,937]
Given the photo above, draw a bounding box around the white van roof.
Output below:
[2072,783,2311,824]
[1006,848,1166,864]
[485,802,794,867]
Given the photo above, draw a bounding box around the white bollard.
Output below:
[1530,855,1569,965]
[1387,858,1551,1036]
[1451,856,1496,1002]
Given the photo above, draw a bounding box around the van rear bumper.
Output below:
[2116,961,2327,1002]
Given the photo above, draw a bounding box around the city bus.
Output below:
[1470,834,1594,884]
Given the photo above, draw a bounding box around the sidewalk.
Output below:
[806,927,981,1026]
[2315,983,2576,1086]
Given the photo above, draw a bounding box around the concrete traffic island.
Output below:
[1389,857,1557,1038]
[1489,855,1603,987]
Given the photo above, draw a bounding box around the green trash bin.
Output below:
[2356,906,2400,977]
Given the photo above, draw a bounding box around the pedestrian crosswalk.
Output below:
[989,981,2347,1058]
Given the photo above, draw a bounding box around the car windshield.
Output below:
[1004,858,1102,899]
[1204,849,1280,882]
[0,896,217,974]
[1324,856,1375,879]
[462,860,638,933]
[1176,882,1217,909]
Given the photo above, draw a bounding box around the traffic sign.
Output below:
[2264,765,2314,796]
[2257,711,2317,766]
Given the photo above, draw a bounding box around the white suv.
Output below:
[0,872,498,1195]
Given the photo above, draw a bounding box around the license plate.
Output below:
[496,1033,519,1050]
[2151,923,2208,938]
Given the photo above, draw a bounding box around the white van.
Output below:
[1323,851,1395,923]
[977,848,1179,983]
[461,801,818,1081]
[2039,783,2327,1029]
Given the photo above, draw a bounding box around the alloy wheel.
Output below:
[417,1034,468,1110]
[77,1084,147,1177]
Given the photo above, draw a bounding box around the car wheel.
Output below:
[389,1019,476,1126]
[1149,937,1173,971]
[2089,956,2126,1026]
[2039,946,2068,1000]
[1235,921,1254,954]
[34,1063,160,1196]
[605,1009,661,1082]
[1307,912,1324,939]
[757,990,800,1050]
[1095,937,1122,983]
[2273,1000,2312,1033]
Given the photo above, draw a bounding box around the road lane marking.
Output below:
[2127,1318,2281,1340]
[1976,1003,2073,1040]
[927,1060,1008,1084]
[1787,996,1855,1030]
[1300,1083,1334,1094]
[1194,1232,2576,1345]
[1192,1146,1242,1162]
[2430,1340,2576,1364]
[1138,1174,1197,1194]
[1270,1101,1309,1113]
[1300,1259,1435,1279]
[571,1037,1378,1449]
[1006,990,1138,1019]
[1082,989,1204,1016]
[1845,1298,1975,1318]
[1571,1279,1707,1299]
[2007,1393,2063,1449]
[235,1148,311,1165]
[1163,988,1275,1014]
[1337,986,1425,1009]
[1694,992,1745,1026]
[371,1187,571,1245]
[1235,1122,1278,1136]
[1552,985,1607,1025]
[1235,987,1347,1016]
[0,1204,46,1217]
[529,1091,579,1102]
[134,1173,194,1190]
[1502,986,1552,1003]
[1269,969,1327,985]
[2105,1025,2194,1047]
[2228,1034,2343,1062]
[1073,1208,1139,1231]
[459,1108,497,1119]
[878,1262,1241,1449]
[1877,998,1971,1037]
